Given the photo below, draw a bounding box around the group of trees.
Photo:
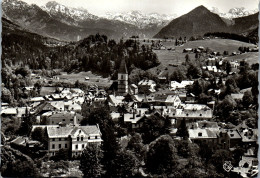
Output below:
[66,35,160,76]
[3,33,160,80]
[204,32,258,44]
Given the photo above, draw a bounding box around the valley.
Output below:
[1,1,259,177]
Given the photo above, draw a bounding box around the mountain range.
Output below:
[211,7,258,19]
[101,11,176,29]
[2,0,259,41]
[154,5,259,38]
[2,0,175,41]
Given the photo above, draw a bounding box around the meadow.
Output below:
[149,39,258,76]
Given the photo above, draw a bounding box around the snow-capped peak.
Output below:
[42,1,99,21]
[101,11,176,28]
[210,7,258,19]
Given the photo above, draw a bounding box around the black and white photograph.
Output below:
[0,0,259,177]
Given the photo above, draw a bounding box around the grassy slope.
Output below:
[55,71,112,87]
[148,39,257,76]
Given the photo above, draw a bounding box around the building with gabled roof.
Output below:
[47,125,102,157]
[46,111,83,125]
[188,127,219,145]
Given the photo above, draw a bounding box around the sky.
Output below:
[21,0,259,16]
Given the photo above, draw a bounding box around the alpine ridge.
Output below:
[154,5,259,38]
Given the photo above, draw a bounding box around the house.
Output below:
[153,94,181,107]
[1,108,18,117]
[188,127,219,145]
[170,81,194,91]
[218,129,242,149]
[123,113,151,130]
[170,81,185,90]
[46,111,83,125]
[230,61,239,69]
[183,48,193,53]
[171,104,213,127]
[232,156,258,178]
[47,125,102,157]
[138,79,156,94]
[11,136,41,149]
[53,76,60,80]
[108,95,125,106]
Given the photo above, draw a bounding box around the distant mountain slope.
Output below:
[154,5,259,39]
[232,13,259,34]
[2,17,65,47]
[2,0,168,41]
[2,0,119,41]
[154,6,228,38]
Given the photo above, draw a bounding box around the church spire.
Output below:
[118,59,128,74]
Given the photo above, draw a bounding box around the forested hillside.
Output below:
[2,16,159,76]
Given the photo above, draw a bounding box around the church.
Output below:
[117,59,128,95]
[108,59,130,96]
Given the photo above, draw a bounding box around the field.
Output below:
[56,71,113,88]
[147,39,258,76]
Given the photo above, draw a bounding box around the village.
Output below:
[1,39,259,177]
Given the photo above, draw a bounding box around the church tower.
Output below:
[117,59,128,96]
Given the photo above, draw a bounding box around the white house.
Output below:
[47,125,102,157]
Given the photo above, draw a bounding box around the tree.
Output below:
[82,108,121,177]
[176,118,189,139]
[198,93,212,104]
[1,87,14,103]
[111,149,139,177]
[31,127,48,148]
[31,127,44,141]
[186,63,202,79]
[242,90,253,108]
[127,133,146,161]
[211,149,233,172]
[218,95,237,118]
[80,144,103,177]
[176,140,199,158]
[185,54,191,64]
[225,61,232,75]
[225,78,239,95]
[169,68,186,83]
[140,114,170,144]
[51,149,70,161]
[145,135,177,176]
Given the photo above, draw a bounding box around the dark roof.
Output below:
[108,81,118,91]
[118,59,128,74]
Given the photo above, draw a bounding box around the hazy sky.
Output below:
[21,0,259,16]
